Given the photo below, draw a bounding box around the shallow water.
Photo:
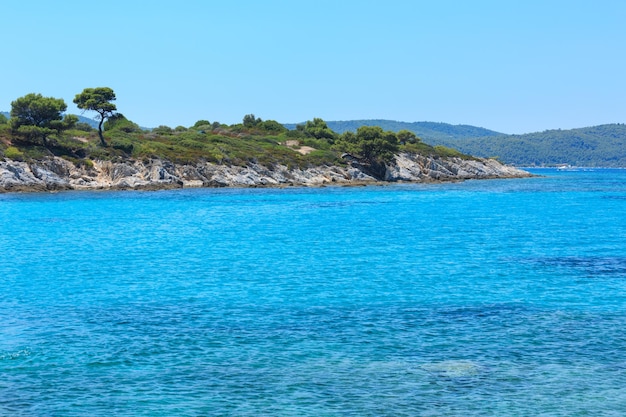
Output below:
[2,169,626,415]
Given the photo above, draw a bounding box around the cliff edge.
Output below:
[0,154,530,193]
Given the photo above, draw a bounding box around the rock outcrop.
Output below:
[0,154,530,193]
[386,153,529,181]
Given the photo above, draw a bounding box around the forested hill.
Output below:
[284,120,503,141]
[429,124,626,167]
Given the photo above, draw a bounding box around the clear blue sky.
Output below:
[2,0,625,134]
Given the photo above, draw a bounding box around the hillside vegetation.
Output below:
[285,119,503,141]
[1,92,470,178]
[428,124,626,167]
[5,104,626,167]
[285,119,626,167]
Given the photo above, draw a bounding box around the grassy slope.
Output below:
[0,123,468,168]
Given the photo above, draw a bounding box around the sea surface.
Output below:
[2,168,626,416]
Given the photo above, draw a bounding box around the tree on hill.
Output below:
[243,114,262,128]
[397,129,419,145]
[299,118,337,142]
[259,119,287,133]
[334,126,399,178]
[9,93,76,146]
[193,120,211,128]
[74,87,117,146]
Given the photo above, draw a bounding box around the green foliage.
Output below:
[285,129,306,139]
[397,129,419,144]
[334,126,399,164]
[4,146,25,160]
[9,93,71,146]
[300,118,337,142]
[10,93,67,128]
[14,125,56,145]
[259,119,287,133]
[192,124,213,133]
[110,138,135,153]
[153,125,174,135]
[74,122,94,132]
[243,114,262,128]
[193,120,210,128]
[53,114,78,133]
[73,87,117,146]
[433,145,464,158]
[0,114,7,124]
[2,103,477,172]
[284,119,503,142]
[300,137,333,151]
[104,114,141,133]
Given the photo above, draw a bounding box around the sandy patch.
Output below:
[296,146,316,155]
[285,140,316,155]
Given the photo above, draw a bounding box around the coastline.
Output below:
[0,153,531,194]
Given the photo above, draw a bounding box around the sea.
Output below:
[1,168,626,416]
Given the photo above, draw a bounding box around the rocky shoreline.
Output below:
[0,153,531,193]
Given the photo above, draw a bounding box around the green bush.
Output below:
[4,146,24,160]
[434,145,463,157]
[104,114,142,133]
[193,120,210,128]
[153,125,173,135]
[110,138,135,153]
[74,122,94,132]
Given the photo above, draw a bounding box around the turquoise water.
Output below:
[2,169,626,416]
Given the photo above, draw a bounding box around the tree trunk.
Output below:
[98,117,107,146]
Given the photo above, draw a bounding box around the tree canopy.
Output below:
[335,126,399,163]
[9,93,75,146]
[332,126,400,179]
[299,118,337,142]
[243,114,262,128]
[74,87,117,146]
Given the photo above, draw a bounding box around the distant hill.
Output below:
[283,119,626,167]
[284,119,503,141]
[429,124,626,167]
[75,115,99,128]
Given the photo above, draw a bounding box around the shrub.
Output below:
[4,146,24,160]
[74,122,94,132]
[110,138,135,153]
[104,114,142,133]
[434,145,463,157]
[193,120,210,128]
[153,125,174,135]
[259,120,287,134]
